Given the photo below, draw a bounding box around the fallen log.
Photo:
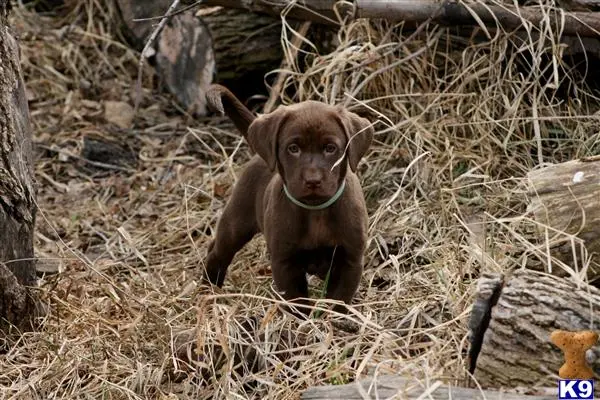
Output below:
[353,0,600,38]
[116,0,284,115]
[300,375,556,400]
[526,156,600,282]
[197,7,284,98]
[185,0,600,38]
[568,0,600,11]
[467,269,600,395]
[186,0,341,26]
[303,269,599,399]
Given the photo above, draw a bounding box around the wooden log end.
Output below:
[115,0,216,116]
[526,158,600,281]
[471,269,600,393]
[115,0,286,117]
[155,12,215,116]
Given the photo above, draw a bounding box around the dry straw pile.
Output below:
[2,0,599,399]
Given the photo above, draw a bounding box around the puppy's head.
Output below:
[247,101,373,205]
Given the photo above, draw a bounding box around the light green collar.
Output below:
[283,180,346,210]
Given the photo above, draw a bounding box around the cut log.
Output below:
[0,1,41,333]
[526,157,600,282]
[115,0,284,115]
[302,270,600,398]
[300,375,556,400]
[467,269,600,394]
[185,0,341,26]
[187,0,600,38]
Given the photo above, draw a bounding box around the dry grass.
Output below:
[2,0,600,398]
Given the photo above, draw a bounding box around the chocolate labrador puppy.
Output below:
[203,84,373,314]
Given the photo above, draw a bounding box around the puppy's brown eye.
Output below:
[288,144,300,154]
[324,144,337,154]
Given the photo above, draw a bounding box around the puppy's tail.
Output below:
[205,84,256,137]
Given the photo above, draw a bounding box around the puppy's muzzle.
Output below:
[302,168,323,190]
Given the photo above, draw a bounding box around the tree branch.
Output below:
[184,0,600,38]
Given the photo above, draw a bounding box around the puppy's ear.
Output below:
[335,108,374,171]
[247,107,289,171]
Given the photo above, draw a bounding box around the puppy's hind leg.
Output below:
[203,202,258,288]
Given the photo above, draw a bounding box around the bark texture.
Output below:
[526,157,600,282]
[185,0,600,38]
[185,0,341,26]
[469,270,600,394]
[115,0,283,114]
[0,0,39,332]
[200,8,283,90]
[0,263,33,333]
[353,0,600,38]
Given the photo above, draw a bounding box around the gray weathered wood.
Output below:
[306,270,600,399]
[567,0,600,11]
[353,0,600,38]
[355,0,600,38]
[0,263,33,332]
[185,0,341,26]
[0,0,39,332]
[116,0,283,115]
[526,157,600,281]
[153,10,215,115]
[301,375,556,400]
[186,0,600,38]
[470,270,600,394]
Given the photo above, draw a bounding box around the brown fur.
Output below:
[205,84,255,137]
[203,84,374,315]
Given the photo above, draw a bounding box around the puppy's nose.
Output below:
[305,179,321,189]
[303,169,323,189]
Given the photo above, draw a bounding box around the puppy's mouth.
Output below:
[296,187,339,204]
[298,193,331,205]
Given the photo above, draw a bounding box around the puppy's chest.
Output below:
[298,215,338,249]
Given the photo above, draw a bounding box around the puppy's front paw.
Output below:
[201,264,225,288]
[203,242,228,287]
[279,299,315,320]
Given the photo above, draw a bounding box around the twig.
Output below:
[133,0,182,122]
[132,1,203,22]
[264,21,312,113]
